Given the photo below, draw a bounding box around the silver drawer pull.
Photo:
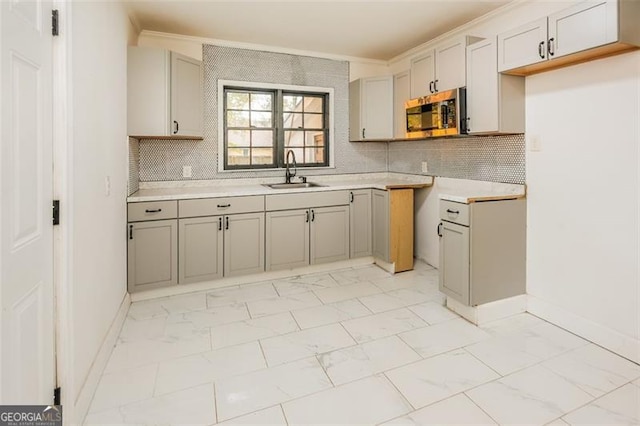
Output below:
[145,208,162,213]
[217,204,231,208]
[446,209,459,215]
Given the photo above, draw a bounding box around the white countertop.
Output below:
[436,178,526,204]
[128,173,434,202]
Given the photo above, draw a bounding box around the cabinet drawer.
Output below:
[128,201,178,222]
[439,200,469,226]
[179,196,265,218]
[266,191,349,211]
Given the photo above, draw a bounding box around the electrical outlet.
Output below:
[104,176,111,196]
[529,135,542,152]
[182,165,192,178]
[421,161,429,174]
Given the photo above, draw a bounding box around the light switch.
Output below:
[529,135,541,152]
[182,165,192,178]
[104,176,111,196]
[421,161,429,174]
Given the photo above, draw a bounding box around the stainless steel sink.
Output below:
[264,182,324,189]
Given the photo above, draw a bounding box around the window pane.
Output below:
[252,148,273,165]
[227,92,249,110]
[227,111,249,127]
[305,148,324,163]
[304,113,323,129]
[288,148,304,162]
[283,113,303,128]
[283,95,303,112]
[304,97,323,113]
[252,130,273,147]
[251,111,272,128]
[228,130,250,147]
[250,93,272,111]
[305,131,324,147]
[284,131,304,147]
[228,148,250,165]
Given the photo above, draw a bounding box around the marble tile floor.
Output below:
[85,261,640,425]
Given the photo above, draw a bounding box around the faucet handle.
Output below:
[299,176,307,183]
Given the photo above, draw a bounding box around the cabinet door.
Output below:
[128,219,177,292]
[498,17,548,72]
[224,213,265,277]
[266,209,310,271]
[179,216,223,284]
[170,52,203,137]
[127,47,170,136]
[349,190,372,258]
[439,221,470,305]
[435,38,467,92]
[393,70,411,139]
[372,189,389,262]
[310,206,350,265]
[410,50,435,98]
[466,38,499,134]
[548,0,617,59]
[361,76,394,140]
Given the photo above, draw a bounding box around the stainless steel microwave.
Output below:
[405,88,468,138]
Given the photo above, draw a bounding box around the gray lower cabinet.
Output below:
[179,213,264,283]
[438,198,526,306]
[224,212,265,277]
[372,189,389,262]
[265,209,310,271]
[349,190,372,258]
[128,219,178,292]
[266,205,349,271]
[179,216,223,284]
[310,205,350,265]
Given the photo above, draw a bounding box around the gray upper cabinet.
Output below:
[466,37,525,135]
[128,219,178,293]
[393,71,411,139]
[224,212,265,277]
[266,209,310,271]
[179,216,223,284]
[349,190,372,258]
[349,76,394,141]
[310,206,350,265]
[128,47,203,137]
[498,0,640,75]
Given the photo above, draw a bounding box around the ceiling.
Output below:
[124,0,515,61]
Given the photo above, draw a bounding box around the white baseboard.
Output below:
[131,257,376,302]
[74,293,131,424]
[447,295,527,325]
[527,295,640,364]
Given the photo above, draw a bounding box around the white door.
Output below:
[1,0,56,404]
[466,38,499,134]
[435,37,467,92]
[497,17,548,72]
[410,50,435,98]
[548,0,617,59]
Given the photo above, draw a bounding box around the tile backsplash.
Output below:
[132,44,525,186]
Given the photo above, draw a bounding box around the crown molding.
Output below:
[138,30,389,66]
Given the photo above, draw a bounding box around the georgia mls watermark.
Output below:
[0,406,62,426]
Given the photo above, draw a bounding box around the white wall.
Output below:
[67,1,134,420]
[526,52,640,362]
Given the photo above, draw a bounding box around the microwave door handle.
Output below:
[441,104,448,128]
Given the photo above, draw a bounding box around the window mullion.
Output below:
[276,90,284,168]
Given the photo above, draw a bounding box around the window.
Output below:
[223,86,330,170]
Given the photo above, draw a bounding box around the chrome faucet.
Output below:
[285,149,297,184]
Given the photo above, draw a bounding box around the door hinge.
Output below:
[52,9,59,36]
[52,200,60,225]
[53,387,61,405]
